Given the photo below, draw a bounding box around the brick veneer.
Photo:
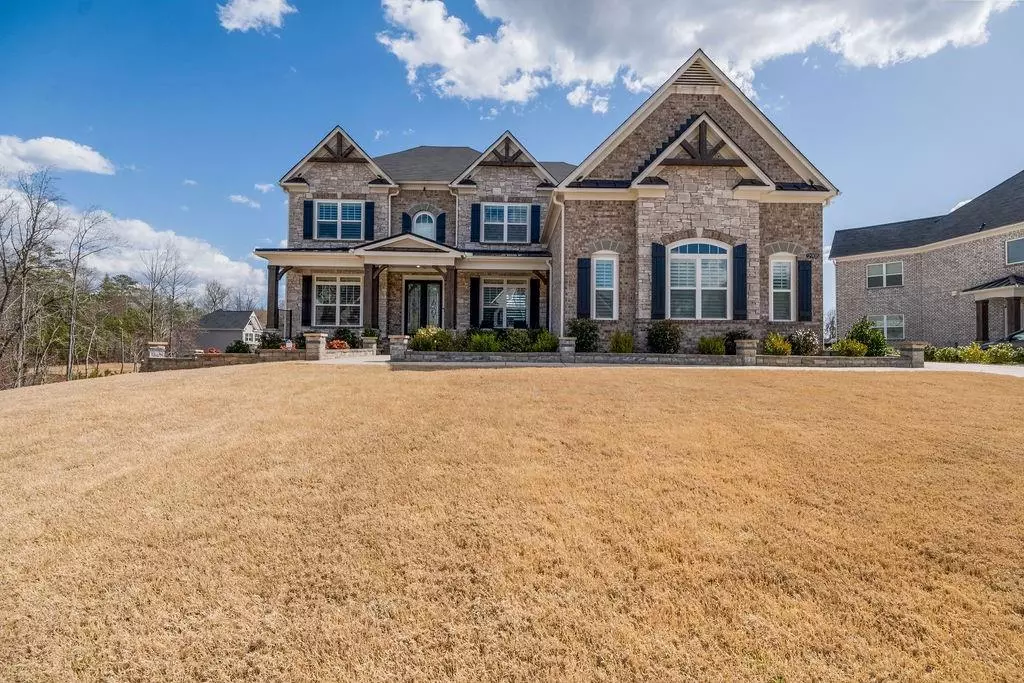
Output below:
[456,166,553,253]
[286,161,389,249]
[390,189,457,246]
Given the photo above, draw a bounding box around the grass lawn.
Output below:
[1,364,1022,681]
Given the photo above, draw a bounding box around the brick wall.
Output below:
[285,267,365,335]
[286,162,388,249]
[390,189,457,246]
[759,202,823,331]
[456,166,553,252]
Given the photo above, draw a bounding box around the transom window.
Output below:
[316,201,363,240]
[770,254,796,322]
[868,314,905,340]
[867,261,903,288]
[592,252,618,320]
[668,240,729,320]
[482,278,528,328]
[413,212,435,240]
[314,275,362,327]
[482,203,529,243]
[1007,237,1024,265]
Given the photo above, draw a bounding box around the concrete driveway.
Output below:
[924,362,1024,377]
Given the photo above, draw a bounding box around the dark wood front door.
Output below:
[405,280,442,334]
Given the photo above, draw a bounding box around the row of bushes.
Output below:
[408,326,560,353]
[925,342,1024,364]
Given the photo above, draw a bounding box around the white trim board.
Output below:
[450,130,557,187]
[279,126,397,187]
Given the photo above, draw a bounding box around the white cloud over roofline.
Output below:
[0,135,115,175]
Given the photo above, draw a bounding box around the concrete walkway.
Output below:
[317,354,392,365]
[922,362,1024,377]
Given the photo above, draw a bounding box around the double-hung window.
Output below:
[481,278,528,328]
[482,203,529,243]
[867,261,902,288]
[243,329,256,344]
[316,201,363,240]
[770,254,796,321]
[1007,237,1024,265]
[592,253,618,320]
[314,275,362,327]
[868,314,905,340]
[668,241,729,320]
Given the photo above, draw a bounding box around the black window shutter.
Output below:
[470,203,481,241]
[470,277,481,327]
[529,278,541,329]
[576,258,591,319]
[436,212,446,244]
[732,243,748,320]
[302,200,314,239]
[797,259,812,321]
[364,201,375,241]
[530,204,541,243]
[651,243,666,320]
[301,275,312,326]
[401,212,411,233]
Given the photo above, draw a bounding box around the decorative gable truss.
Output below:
[451,131,557,188]
[631,113,773,190]
[279,126,396,187]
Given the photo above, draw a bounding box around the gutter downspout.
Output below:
[550,190,566,336]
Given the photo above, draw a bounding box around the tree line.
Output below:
[0,171,262,389]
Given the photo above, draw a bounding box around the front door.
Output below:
[405,280,442,334]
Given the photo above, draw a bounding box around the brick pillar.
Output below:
[304,332,326,361]
[735,339,757,366]
[559,336,576,363]
[361,336,378,355]
[899,341,926,369]
[389,335,409,360]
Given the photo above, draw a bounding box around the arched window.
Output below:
[412,211,435,240]
[769,252,796,322]
[667,239,730,320]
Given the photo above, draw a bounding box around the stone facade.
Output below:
[835,226,1024,346]
[389,189,456,246]
[286,161,388,249]
[457,166,553,253]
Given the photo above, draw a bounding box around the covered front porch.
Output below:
[965,275,1024,341]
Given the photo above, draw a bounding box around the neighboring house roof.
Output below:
[831,168,1024,259]
[964,274,1024,292]
[198,310,257,330]
[373,146,481,183]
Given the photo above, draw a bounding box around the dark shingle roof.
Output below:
[540,162,576,184]
[373,146,481,182]
[964,274,1024,292]
[832,168,1024,258]
[198,310,255,330]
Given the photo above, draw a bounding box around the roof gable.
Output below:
[280,127,396,186]
[351,233,463,255]
[451,131,557,187]
[198,310,257,330]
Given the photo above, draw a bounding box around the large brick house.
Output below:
[256,50,837,349]
[831,169,1024,346]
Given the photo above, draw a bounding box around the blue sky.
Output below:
[3,0,1023,310]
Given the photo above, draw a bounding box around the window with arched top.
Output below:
[412,212,435,240]
[769,252,796,322]
[667,239,730,320]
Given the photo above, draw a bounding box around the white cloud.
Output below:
[218,0,297,32]
[950,198,973,212]
[374,129,389,141]
[0,135,115,175]
[590,95,609,114]
[229,194,261,209]
[254,182,275,193]
[180,205,189,212]
[479,106,499,120]
[183,178,198,186]
[377,0,1012,108]
[403,128,416,135]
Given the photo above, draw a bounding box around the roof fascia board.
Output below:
[558,187,667,201]
[969,285,1024,300]
[353,233,464,255]
[460,255,551,270]
[831,219,1024,262]
[279,126,397,186]
[253,250,363,268]
[451,131,557,187]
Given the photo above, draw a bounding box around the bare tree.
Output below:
[824,308,838,344]
[229,285,261,311]
[139,244,171,341]
[63,209,113,380]
[163,247,196,355]
[201,280,231,312]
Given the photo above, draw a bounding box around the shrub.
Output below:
[530,330,559,352]
[723,328,753,355]
[1015,347,1024,364]
[292,334,307,350]
[787,329,820,356]
[883,345,902,358]
[468,331,501,352]
[260,331,284,349]
[762,332,792,356]
[327,339,349,350]
[847,317,887,357]
[224,340,251,354]
[986,343,1017,365]
[923,345,937,362]
[933,346,960,362]
[567,318,600,352]
[830,338,867,357]
[362,326,380,339]
[957,342,987,364]
[331,327,361,349]
[609,330,635,353]
[647,320,681,354]
[501,328,532,352]
[697,335,725,355]
[408,326,455,351]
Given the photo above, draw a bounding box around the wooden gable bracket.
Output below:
[277,266,293,281]
[312,131,366,164]
[669,120,744,166]
[480,137,532,168]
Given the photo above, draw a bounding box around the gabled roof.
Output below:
[559,49,836,195]
[373,146,481,183]
[198,310,257,330]
[451,131,558,187]
[279,126,396,186]
[351,232,464,255]
[831,168,1024,259]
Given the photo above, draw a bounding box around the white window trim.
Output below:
[866,260,903,289]
[666,239,731,321]
[1007,237,1024,265]
[868,314,905,340]
[481,203,530,244]
[314,200,364,241]
[592,251,619,321]
[480,278,529,329]
[312,274,363,328]
[412,211,436,241]
[769,253,796,322]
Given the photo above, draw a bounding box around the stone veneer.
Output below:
[457,166,553,253]
[390,189,457,246]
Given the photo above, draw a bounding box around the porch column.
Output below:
[267,265,279,330]
[444,267,457,328]
[1008,297,1021,333]
[362,264,374,331]
[976,300,989,342]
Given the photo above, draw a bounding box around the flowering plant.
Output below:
[327,339,349,350]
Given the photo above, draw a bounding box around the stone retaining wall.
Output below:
[394,352,912,368]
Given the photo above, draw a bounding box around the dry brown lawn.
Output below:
[1,364,1022,681]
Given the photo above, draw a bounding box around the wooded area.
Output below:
[0,170,262,390]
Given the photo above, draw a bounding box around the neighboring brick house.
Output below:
[832,169,1024,346]
[256,50,837,350]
